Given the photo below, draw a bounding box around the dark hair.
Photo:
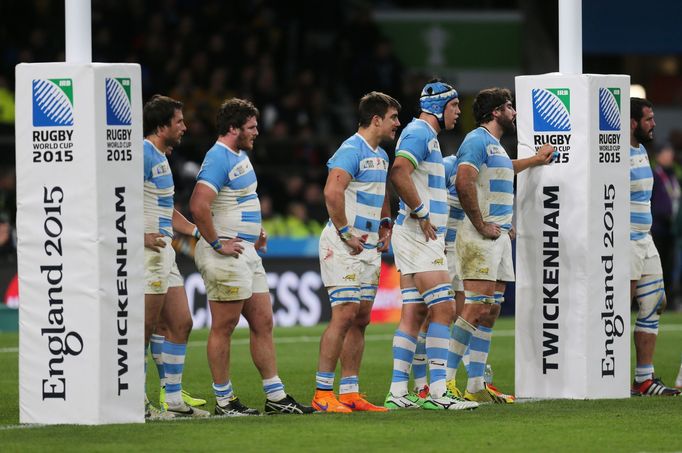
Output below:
[472,87,512,126]
[358,91,401,128]
[216,98,259,135]
[631,97,653,122]
[143,94,183,136]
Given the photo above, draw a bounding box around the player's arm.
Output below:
[456,164,500,239]
[377,186,393,253]
[172,208,201,239]
[189,183,243,257]
[324,167,364,255]
[390,156,436,241]
[512,144,554,174]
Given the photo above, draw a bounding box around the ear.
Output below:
[630,118,637,132]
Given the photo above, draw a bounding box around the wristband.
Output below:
[337,225,353,242]
[209,239,222,250]
[380,217,393,229]
[192,227,201,240]
[412,203,429,219]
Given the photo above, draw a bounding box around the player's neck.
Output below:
[630,135,640,148]
[419,113,441,134]
[357,128,380,149]
[217,135,238,152]
[481,122,503,140]
[146,135,169,154]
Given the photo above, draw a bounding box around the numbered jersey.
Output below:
[326,133,389,247]
[456,127,514,230]
[394,118,448,234]
[143,140,174,237]
[630,145,653,240]
[197,141,261,243]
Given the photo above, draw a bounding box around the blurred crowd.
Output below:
[1,1,682,308]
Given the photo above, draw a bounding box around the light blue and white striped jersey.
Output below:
[630,145,653,240]
[143,139,174,238]
[197,141,260,243]
[443,155,465,248]
[327,133,389,248]
[394,118,448,234]
[456,127,514,230]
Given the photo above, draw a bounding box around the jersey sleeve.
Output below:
[456,135,486,171]
[395,131,428,168]
[197,149,230,193]
[143,148,153,182]
[327,146,360,178]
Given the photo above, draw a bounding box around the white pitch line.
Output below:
[2,324,682,354]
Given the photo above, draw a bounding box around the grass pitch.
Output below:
[1,314,681,452]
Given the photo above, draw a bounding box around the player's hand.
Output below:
[509,225,516,241]
[535,144,555,165]
[255,228,268,253]
[144,232,165,252]
[418,217,437,241]
[343,234,366,255]
[377,227,391,253]
[216,238,244,258]
[477,221,501,239]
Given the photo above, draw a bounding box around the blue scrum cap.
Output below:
[419,81,458,124]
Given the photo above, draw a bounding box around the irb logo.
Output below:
[105,78,132,126]
[532,88,571,132]
[32,79,74,127]
[598,88,620,131]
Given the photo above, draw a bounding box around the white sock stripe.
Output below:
[473,329,492,342]
[468,351,488,363]
[426,337,450,349]
[394,336,418,350]
[393,359,413,373]
[162,354,186,365]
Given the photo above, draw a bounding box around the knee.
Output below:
[212,316,240,337]
[354,308,372,330]
[249,313,274,336]
[331,306,359,331]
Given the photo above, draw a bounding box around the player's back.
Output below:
[143,139,174,237]
[456,127,514,231]
[197,141,261,243]
[327,133,389,247]
[394,118,448,234]
[630,144,653,240]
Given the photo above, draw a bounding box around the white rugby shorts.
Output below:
[194,239,268,301]
[319,225,381,289]
[392,224,448,275]
[630,234,662,280]
[145,236,183,294]
[455,221,514,282]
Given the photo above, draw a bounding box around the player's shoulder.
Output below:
[400,118,432,139]
[443,154,458,173]
[461,127,490,147]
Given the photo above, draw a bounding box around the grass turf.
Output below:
[0,314,681,452]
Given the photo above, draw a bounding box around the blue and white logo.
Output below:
[532,88,571,132]
[105,78,132,126]
[32,79,74,127]
[598,88,620,131]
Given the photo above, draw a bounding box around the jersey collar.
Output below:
[355,133,379,153]
[215,141,241,156]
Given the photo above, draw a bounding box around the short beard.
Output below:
[500,117,516,135]
[634,124,653,144]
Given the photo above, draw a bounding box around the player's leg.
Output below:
[385,273,428,409]
[157,285,209,417]
[630,239,679,396]
[312,289,359,413]
[338,288,388,412]
[413,270,455,400]
[632,274,679,395]
[413,318,429,398]
[208,298,258,416]
[464,283,513,403]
